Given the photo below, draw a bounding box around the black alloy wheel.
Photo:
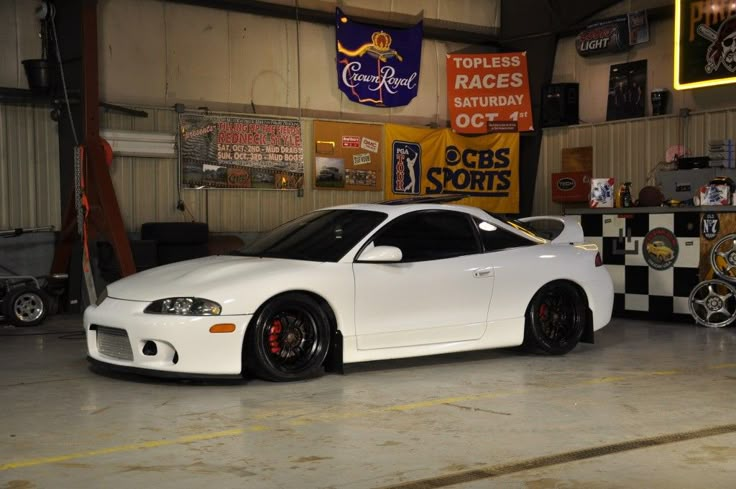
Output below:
[246,293,330,382]
[524,281,586,355]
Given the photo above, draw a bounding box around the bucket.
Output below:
[22,59,51,93]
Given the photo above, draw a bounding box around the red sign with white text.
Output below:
[447,52,533,134]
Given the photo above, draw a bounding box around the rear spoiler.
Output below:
[517,216,585,244]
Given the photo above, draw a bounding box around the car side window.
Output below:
[373,210,481,262]
[474,218,536,252]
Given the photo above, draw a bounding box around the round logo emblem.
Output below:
[557,177,576,191]
[702,212,720,240]
[643,227,679,270]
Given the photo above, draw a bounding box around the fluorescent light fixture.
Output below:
[100,129,176,158]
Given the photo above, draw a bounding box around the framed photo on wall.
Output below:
[606,59,647,121]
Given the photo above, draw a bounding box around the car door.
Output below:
[353,210,494,350]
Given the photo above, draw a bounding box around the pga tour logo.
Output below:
[392,141,421,194]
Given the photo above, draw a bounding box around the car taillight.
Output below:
[595,252,603,267]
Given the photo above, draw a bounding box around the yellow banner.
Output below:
[384,123,519,213]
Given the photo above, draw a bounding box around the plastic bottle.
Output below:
[622,182,632,207]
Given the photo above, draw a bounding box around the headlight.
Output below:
[144,297,222,316]
[96,288,108,306]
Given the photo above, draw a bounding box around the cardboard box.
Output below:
[551,171,592,203]
[590,178,615,208]
[699,184,731,205]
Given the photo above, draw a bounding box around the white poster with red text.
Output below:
[447,52,533,134]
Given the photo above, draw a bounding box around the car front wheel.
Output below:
[245,293,330,382]
[524,281,586,355]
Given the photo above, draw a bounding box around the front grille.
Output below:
[96,326,134,361]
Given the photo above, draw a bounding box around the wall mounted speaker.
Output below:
[542,83,579,127]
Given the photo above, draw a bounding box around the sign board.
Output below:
[675,0,736,89]
[384,123,519,213]
[179,114,304,189]
[313,120,382,191]
[576,16,630,56]
[446,52,533,134]
[336,7,423,107]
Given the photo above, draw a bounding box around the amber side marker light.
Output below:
[210,323,236,333]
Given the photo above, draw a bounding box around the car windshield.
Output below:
[234,209,387,262]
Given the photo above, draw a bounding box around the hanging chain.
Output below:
[74,146,83,235]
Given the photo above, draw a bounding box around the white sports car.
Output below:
[84,197,613,382]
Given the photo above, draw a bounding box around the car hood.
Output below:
[106,255,316,303]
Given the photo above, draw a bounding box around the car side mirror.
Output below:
[357,245,403,263]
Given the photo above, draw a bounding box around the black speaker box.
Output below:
[542,83,579,127]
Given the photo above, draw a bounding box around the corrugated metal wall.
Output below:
[4,103,735,231]
[101,107,383,232]
[534,107,736,216]
[0,104,60,230]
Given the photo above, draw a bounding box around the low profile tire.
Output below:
[524,281,586,355]
[245,293,330,382]
[3,287,50,327]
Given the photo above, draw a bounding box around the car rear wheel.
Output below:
[524,281,586,355]
[245,293,330,382]
[3,286,50,327]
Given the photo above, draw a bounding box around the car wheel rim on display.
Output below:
[688,279,736,328]
[12,292,45,323]
[710,234,736,283]
[538,287,576,343]
[264,309,319,373]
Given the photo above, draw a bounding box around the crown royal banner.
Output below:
[336,7,423,107]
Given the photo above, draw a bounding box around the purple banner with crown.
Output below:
[335,7,423,107]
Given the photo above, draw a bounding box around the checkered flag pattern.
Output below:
[576,212,701,320]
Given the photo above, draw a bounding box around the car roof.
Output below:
[322,198,547,244]
[324,201,493,220]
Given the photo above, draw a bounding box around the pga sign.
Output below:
[447,52,533,134]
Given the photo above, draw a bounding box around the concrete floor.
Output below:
[1,315,736,489]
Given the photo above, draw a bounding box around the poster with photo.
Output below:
[315,157,346,188]
[606,60,647,121]
[179,113,304,189]
[313,120,383,191]
[628,10,650,45]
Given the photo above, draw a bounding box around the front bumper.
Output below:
[84,297,252,377]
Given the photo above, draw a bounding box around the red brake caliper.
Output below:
[539,303,548,321]
[269,319,282,354]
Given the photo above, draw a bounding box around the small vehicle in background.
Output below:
[0,226,65,327]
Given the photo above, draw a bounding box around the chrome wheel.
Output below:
[710,234,736,283]
[3,287,49,327]
[689,279,736,328]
